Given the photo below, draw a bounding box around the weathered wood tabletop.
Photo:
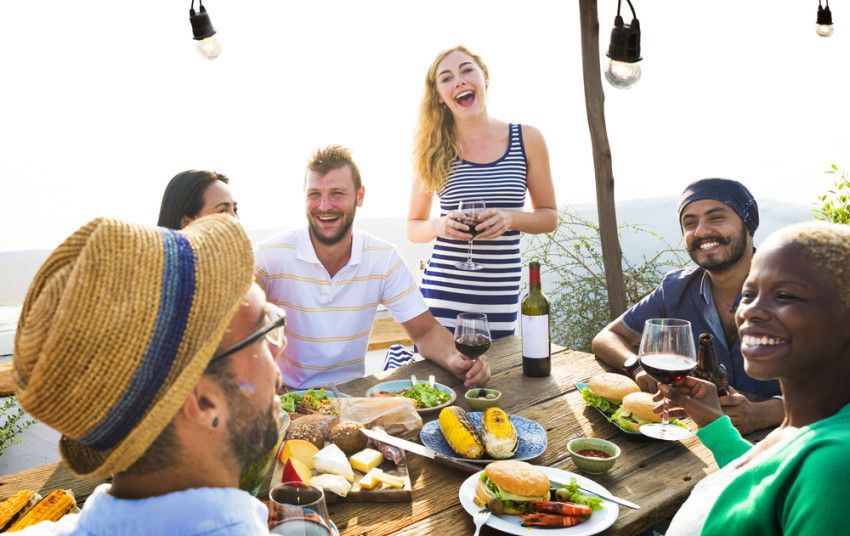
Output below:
[0,336,764,535]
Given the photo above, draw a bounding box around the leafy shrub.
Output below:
[1,396,35,456]
[813,164,850,224]
[524,209,687,352]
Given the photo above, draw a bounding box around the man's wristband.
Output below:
[623,356,642,378]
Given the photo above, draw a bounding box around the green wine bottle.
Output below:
[521,260,551,377]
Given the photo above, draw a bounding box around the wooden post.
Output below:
[578,0,628,319]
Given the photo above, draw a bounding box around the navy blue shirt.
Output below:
[622,266,780,397]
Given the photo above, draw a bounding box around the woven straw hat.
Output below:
[13,215,254,479]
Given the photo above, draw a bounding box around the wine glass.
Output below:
[454,312,491,389]
[637,318,697,441]
[268,482,334,535]
[455,199,485,271]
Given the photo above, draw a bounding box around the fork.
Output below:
[472,508,491,536]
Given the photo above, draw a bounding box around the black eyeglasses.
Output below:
[211,303,286,362]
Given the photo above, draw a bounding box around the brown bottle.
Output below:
[694,333,729,396]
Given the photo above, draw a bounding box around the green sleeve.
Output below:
[781,444,850,534]
[695,415,752,468]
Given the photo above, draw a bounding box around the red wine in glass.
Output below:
[464,218,480,238]
[639,353,697,384]
[454,333,491,358]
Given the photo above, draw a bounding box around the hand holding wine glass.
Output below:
[455,199,485,271]
[637,318,697,441]
[454,313,491,388]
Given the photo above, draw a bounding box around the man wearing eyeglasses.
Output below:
[591,178,783,434]
[11,216,282,534]
[255,145,491,389]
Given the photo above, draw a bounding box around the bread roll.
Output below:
[621,391,662,423]
[588,372,640,403]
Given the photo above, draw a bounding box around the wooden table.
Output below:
[0,336,764,535]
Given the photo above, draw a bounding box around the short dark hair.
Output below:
[305,146,362,191]
[157,170,229,230]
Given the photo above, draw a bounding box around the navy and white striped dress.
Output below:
[421,123,527,339]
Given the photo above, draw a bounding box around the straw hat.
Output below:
[12,215,254,479]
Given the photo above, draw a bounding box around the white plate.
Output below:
[458,465,619,536]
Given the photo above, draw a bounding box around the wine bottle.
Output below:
[521,260,551,377]
[694,332,729,396]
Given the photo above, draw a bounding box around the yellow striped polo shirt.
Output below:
[254,227,426,388]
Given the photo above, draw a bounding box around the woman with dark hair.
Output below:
[663,221,850,535]
[157,170,237,229]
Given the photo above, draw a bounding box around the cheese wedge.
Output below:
[373,469,405,489]
[357,468,383,490]
[281,457,312,485]
[349,448,384,473]
[310,474,352,497]
[278,439,319,470]
[313,443,355,482]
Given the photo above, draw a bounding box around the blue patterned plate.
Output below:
[419,412,547,463]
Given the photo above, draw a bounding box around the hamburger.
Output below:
[581,373,640,414]
[609,391,662,432]
[473,460,550,515]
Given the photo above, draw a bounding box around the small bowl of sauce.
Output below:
[567,437,621,474]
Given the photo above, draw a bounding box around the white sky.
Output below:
[1,1,847,252]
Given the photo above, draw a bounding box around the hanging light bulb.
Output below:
[816,1,834,37]
[605,0,642,89]
[189,0,221,60]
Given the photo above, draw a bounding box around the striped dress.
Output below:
[421,123,527,339]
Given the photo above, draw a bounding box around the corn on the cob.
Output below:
[7,489,76,532]
[481,407,518,459]
[0,490,41,532]
[438,406,484,459]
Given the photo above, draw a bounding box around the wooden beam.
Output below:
[578,0,628,319]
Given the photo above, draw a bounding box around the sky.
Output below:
[1,1,847,253]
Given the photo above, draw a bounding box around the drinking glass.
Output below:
[637,318,697,441]
[454,312,491,389]
[268,482,334,535]
[455,199,485,271]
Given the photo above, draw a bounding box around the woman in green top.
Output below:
[662,221,850,536]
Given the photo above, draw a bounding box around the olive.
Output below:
[476,389,487,398]
[485,393,497,400]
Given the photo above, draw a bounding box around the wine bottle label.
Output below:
[521,314,550,358]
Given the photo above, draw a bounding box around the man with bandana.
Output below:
[592,178,782,434]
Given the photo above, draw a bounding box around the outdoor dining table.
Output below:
[0,335,769,535]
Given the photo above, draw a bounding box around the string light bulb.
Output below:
[817,1,834,37]
[606,0,642,89]
[189,0,221,60]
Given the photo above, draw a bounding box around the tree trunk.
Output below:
[578,0,628,320]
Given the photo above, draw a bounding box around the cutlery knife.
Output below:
[361,428,482,474]
[549,479,640,510]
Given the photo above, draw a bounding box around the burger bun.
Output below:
[588,373,640,403]
[621,391,662,423]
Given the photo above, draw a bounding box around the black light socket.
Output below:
[607,15,642,63]
[817,4,833,26]
[190,5,216,40]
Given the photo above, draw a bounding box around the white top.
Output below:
[255,228,427,388]
[13,483,269,535]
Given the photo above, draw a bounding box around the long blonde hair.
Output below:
[413,46,489,194]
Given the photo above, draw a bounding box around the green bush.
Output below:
[524,209,687,352]
[813,164,850,224]
[1,396,35,456]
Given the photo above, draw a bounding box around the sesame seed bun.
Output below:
[621,392,662,423]
[588,373,640,403]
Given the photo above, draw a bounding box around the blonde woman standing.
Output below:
[407,46,557,339]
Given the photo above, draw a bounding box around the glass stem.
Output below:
[467,238,474,264]
[661,396,670,427]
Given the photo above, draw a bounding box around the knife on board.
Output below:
[361,428,482,474]
[549,478,640,510]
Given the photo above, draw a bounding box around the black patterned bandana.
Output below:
[678,178,759,235]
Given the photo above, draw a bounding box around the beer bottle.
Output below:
[694,333,729,396]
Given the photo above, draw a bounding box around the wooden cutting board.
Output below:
[270,441,413,503]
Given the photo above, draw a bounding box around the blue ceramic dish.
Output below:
[419,412,547,463]
[366,379,456,414]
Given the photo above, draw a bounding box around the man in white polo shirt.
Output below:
[255,145,491,389]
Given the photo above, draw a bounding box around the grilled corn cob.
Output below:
[438,406,484,459]
[7,489,76,532]
[0,490,41,532]
[481,407,518,459]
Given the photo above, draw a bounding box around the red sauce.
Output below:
[576,448,611,459]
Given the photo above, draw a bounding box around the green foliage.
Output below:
[1,396,36,456]
[813,164,850,224]
[524,209,687,352]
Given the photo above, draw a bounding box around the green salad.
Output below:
[555,478,604,511]
[372,383,452,408]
